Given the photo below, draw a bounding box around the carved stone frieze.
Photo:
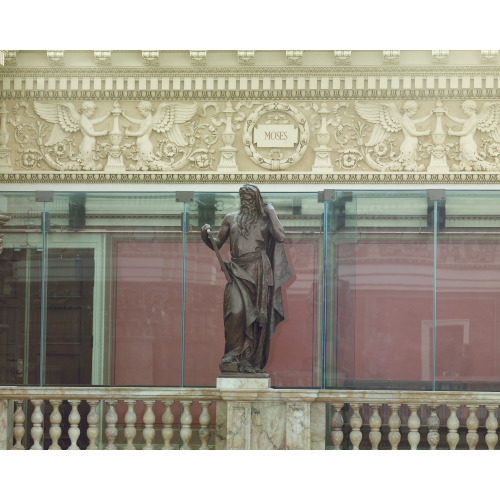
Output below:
[3,94,500,184]
[0,101,11,168]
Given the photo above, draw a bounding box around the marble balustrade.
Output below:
[1,387,500,449]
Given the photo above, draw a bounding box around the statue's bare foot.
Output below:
[239,362,262,373]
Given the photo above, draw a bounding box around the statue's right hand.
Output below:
[201,224,211,234]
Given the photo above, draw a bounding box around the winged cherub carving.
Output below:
[122,101,198,171]
[445,100,500,171]
[33,101,110,170]
[355,100,432,171]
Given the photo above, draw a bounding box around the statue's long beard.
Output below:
[237,203,259,238]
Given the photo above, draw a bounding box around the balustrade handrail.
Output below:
[0,386,221,401]
[2,386,500,405]
[314,389,500,406]
[2,386,500,450]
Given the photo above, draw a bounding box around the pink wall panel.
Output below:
[113,237,320,388]
[339,241,500,385]
[113,240,183,386]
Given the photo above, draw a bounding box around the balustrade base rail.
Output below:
[1,387,500,450]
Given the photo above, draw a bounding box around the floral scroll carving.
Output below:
[6,100,219,172]
[331,99,500,173]
[3,98,500,179]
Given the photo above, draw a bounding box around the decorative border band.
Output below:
[3,172,500,184]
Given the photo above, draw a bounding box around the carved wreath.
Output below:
[242,102,309,170]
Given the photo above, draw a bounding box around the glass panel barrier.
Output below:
[328,190,435,390]
[5,187,500,392]
[0,192,44,386]
[436,191,500,391]
[42,192,185,388]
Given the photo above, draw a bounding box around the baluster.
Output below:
[407,404,421,450]
[349,404,362,450]
[446,405,460,450]
[87,400,100,450]
[180,401,193,450]
[12,400,25,450]
[105,400,118,450]
[48,400,62,450]
[388,404,401,450]
[485,405,498,450]
[30,399,44,450]
[427,406,440,450]
[466,405,479,450]
[331,404,344,450]
[368,405,381,450]
[199,401,212,450]
[68,400,81,450]
[143,400,156,450]
[162,400,175,450]
[124,399,137,450]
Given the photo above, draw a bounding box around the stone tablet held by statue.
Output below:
[201,184,292,375]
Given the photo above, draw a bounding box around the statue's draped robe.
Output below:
[222,214,292,370]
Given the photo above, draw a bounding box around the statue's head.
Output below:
[237,184,264,236]
[239,184,264,214]
[81,101,97,117]
[462,100,478,116]
[137,101,153,116]
[402,100,418,116]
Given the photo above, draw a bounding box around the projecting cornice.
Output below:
[2,50,499,68]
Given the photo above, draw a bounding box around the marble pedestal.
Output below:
[215,377,325,450]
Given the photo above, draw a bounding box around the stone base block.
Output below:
[216,376,271,390]
[215,380,325,450]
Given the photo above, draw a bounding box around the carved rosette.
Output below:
[242,102,309,171]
